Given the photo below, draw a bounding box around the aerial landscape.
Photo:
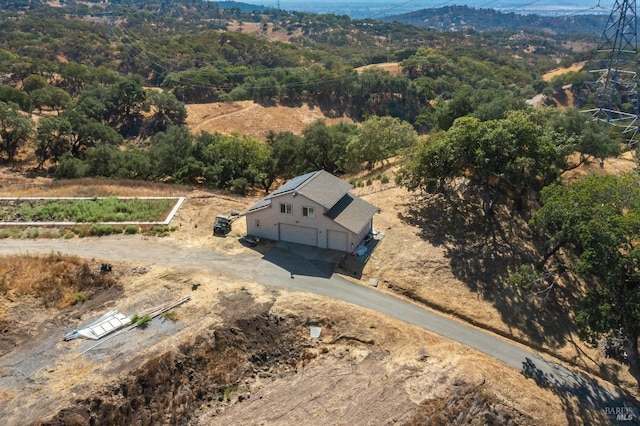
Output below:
[0,0,639,424]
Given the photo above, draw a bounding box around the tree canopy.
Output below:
[529,174,640,372]
[397,108,618,215]
[0,100,34,162]
[397,109,572,215]
[346,115,419,170]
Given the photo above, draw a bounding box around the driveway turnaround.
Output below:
[1,236,637,421]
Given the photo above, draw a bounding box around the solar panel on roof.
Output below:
[271,171,316,195]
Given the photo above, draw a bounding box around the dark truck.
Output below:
[213,214,232,235]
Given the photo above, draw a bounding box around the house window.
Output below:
[302,206,315,218]
[280,203,292,215]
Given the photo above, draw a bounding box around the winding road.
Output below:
[1,236,638,423]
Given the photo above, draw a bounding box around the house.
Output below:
[244,170,379,252]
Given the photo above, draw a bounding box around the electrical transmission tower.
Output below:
[581,0,639,143]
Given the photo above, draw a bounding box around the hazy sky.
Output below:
[265,0,616,19]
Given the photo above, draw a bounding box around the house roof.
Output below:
[270,171,316,196]
[296,170,352,209]
[245,197,272,214]
[245,170,352,213]
[325,193,379,234]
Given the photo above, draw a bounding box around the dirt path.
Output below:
[1,236,635,417]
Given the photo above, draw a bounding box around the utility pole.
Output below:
[581,0,639,144]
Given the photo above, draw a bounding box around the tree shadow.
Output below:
[256,98,278,108]
[521,357,639,425]
[278,98,303,108]
[336,234,383,280]
[397,187,576,350]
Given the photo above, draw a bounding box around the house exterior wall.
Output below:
[354,218,372,246]
[245,192,370,252]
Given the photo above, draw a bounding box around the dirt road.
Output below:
[1,236,636,415]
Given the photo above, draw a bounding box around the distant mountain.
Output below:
[215,1,267,13]
[211,2,608,35]
[383,5,609,35]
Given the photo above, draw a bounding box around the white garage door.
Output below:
[279,223,318,246]
[327,229,348,251]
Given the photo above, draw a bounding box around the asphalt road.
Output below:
[2,236,638,422]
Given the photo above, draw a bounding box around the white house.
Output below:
[244,170,379,252]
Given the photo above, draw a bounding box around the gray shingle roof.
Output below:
[325,193,379,234]
[296,170,352,209]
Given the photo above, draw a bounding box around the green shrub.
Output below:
[381,174,389,184]
[147,225,177,237]
[124,225,139,235]
[0,229,20,238]
[230,177,249,195]
[161,311,177,321]
[90,224,117,236]
[54,153,88,179]
[225,385,238,402]
[132,313,152,328]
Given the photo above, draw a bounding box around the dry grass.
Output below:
[185,101,352,138]
[542,61,586,81]
[0,176,190,198]
[405,381,535,426]
[226,20,303,44]
[355,62,403,75]
[0,254,117,309]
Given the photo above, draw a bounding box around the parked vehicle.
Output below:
[213,215,232,235]
[241,234,260,247]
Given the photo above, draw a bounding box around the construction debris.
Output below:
[130,266,150,275]
[63,296,191,342]
[63,310,131,341]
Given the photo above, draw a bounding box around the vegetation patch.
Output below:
[0,197,177,223]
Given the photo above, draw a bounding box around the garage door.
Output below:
[279,223,318,246]
[327,229,348,251]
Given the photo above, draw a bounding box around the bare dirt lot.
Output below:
[0,101,638,424]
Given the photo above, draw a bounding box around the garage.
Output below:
[279,223,318,246]
[327,229,348,251]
